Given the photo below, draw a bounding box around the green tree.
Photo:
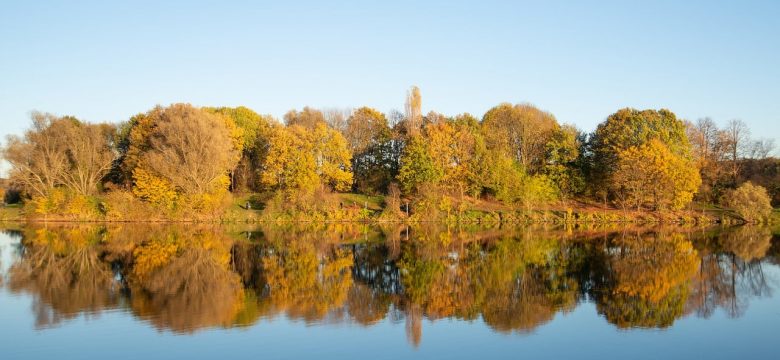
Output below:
[544,124,585,198]
[397,136,442,194]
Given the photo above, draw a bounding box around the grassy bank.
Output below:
[4,191,755,226]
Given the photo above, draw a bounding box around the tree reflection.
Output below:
[7,226,119,328]
[127,229,246,333]
[687,226,773,318]
[2,223,777,345]
[594,232,699,328]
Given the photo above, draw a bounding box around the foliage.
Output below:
[590,108,693,197]
[482,103,559,173]
[261,123,353,193]
[610,139,701,210]
[544,124,585,198]
[397,136,442,194]
[722,182,773,223]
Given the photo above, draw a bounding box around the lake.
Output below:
[0,223,777,359]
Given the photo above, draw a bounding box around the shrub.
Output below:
[723,182,773,223]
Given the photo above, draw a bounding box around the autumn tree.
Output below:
[424,114,483,197]
[345,107,395,194]
[204,106,275,192]
[2,112,115,197]
[722,182,772,223]
[397,136,442,194]
[260,125,318,192]
[481,103,559,173]
[544,124,585,199]
[261,123,353,192]
[124,104,241,204]
[747,138,776,159]
[59,121,116,195]
[590,108,698,208]
[284,106,326,129]
[610,139,701,210]
[323,107,351,134]
[310,123,353,191]
[404,86,422,137]
[686,118,728,203]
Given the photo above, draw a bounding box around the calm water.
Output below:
[0,224,778,359]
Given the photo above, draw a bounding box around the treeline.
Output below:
[1,87,776,221]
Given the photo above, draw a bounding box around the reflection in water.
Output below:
[2,224,777,346]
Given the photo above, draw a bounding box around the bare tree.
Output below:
[323,107,352,134]
[2,113,70,197]
[721,119,751,183]
[747,138,776,159]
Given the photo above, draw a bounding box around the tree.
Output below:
[722,182,772,223]
[261,123,353,192]
[721,119,751,184]
[346,107,395,194]
[747,138,776,159]
[397,136,442,194]
[128,104,241,197]
[260,125,319,192]
[59,121,116,195]
[323,107,351,133]
[284,106,326,129]
[310,123,353,191]
[544,124,585,198]
[424,116,482,196]
[2,112,115,197]
[610,139,701,210]
[204,106,275,192]
[404,86,422,137]
[686,118,727,203]
[591,108,695,205]
[345,107,390,153]
[482,103,559,173]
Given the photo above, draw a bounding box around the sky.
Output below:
[1,0,779,146]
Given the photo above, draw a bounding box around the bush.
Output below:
[723,182,773,223]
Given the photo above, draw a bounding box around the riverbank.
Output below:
[0,192,757,225]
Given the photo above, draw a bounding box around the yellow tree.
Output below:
[260,125,318,192]
[424,117,480,196]
[611,139,701,210]
[310,123,353,191]
[260,123,353,192]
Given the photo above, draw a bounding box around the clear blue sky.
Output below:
[1,0,779,144]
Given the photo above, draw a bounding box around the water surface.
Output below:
[0,224,778,359]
